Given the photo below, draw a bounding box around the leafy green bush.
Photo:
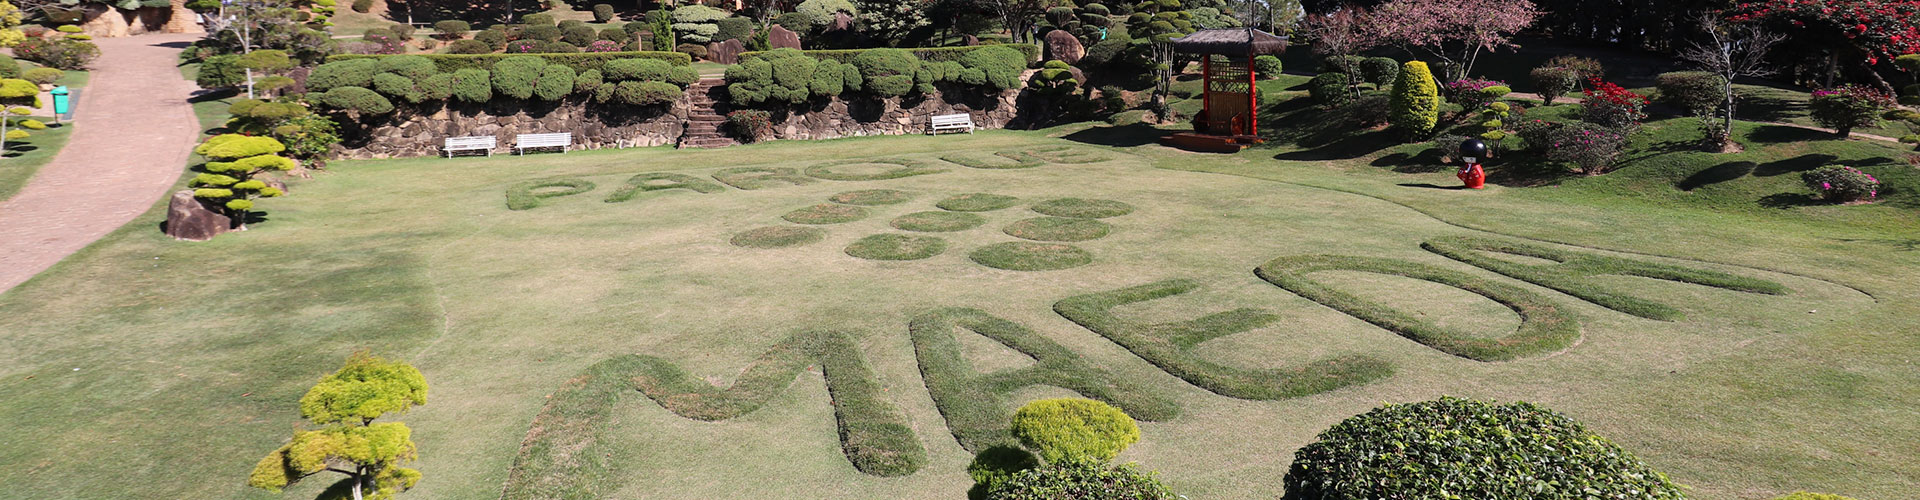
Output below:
[1008,398,1138,465]
[1802,165,1881,203]
[725,49,818,105]
[451,68,492,102]
[473,29,507,50]
[717,16,755,42]
[1359,56,1397,86]
[572,68,602,94]
[0,54,20,79]
[853,48,920,97]
[195,54,246,90]
[1285,397,1684,500]
[1389,61,1439,138]
[523,25,563,42]
[490,56,545,99]
[741,45,1040,67]
[22,67,60,86]
[306,58,380,92]
[672,4,728,43]
[1308,72,1349,107]
[613,80,682,105]
[1655,71,1725,116]
[318,86,394,114]
[1810,84,1894,137]
[796,0,855,27]
[592,3,615,22]
[598,27,631,45]
[370,72,423,102]
[1530,65,1580,105]
[959,45,1026,91]
[522,13,555,26]
[677,43,709,60]
[372,54,435,80]
[1252,54,1281,79]
[15,37,99,70]
[432,20,469,40]
[329,51,690,73]
[350,0,370,13]
[533,65,575,101]
[984,462,1175,500]
[562,23,596,46]
[444,39,492,54]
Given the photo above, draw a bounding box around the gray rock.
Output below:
[164,190,232,241]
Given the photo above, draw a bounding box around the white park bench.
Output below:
[442,136,496,157]
[929,113,975,135]
[515,132,572,155]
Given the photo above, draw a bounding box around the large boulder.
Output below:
[1044,30,1084,65]
[707,39,745,64]
[162,0,205,34]
[768,24,802,50]
[164,190,232,241]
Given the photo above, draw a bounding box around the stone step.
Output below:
[689,115,724,122]
[681,136,737,146]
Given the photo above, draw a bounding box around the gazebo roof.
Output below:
[1169,28,1289,56]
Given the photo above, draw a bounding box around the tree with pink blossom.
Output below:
[1362,0,1541,79]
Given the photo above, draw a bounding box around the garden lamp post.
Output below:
[1458,138,1487,189]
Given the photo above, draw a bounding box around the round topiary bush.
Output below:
[783,203,869,224]
[522,13,555,26]
[305,58,380,92]
[592,3,615,22]
[853,48,921,97]
[523,25,563,42]
[1009,398,1140,465]
[1390,61,1440,138]
[473,29,507,49]
[890,211,987,232]
[1252,55,1281,80]
[1359,57,1398,87]
[23,67,62,86]
[1003,217,1110,242]
[731,226,827,248]
[432,20,469,40]
[445,39,492,54]
[971,242,1093,271]
[318,86,394,114]
[1030,198,1133,218]
[984,461,1176,500]
[936,192,1019,212]
[613,80,682,106]
[1285,396,1685,500]
[1655,71,1726,116]
[845,233,948,260]
[1308,72,1350,107]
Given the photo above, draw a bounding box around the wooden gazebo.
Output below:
[1164,28,1287,152]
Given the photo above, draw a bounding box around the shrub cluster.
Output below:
[724,45,1027,107]
[307,53,695,113]
[1809,84,1894,137]
[1655,71,1726,116]
[1802,165,1880,203]
[1445,77,1510,113]
[14,38,99,70]
[1543,121,1629,175]
[737,44,1041,66]
[1286,397,1685,500]
[1308,72,1350,107]
[1358,56,1398,86]
[1581,78,1647,132]
[1529,66,1579,105]
[984,461,1175,500]
[1252,54,1281,79]
[327,51,689,74]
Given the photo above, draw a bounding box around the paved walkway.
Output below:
[0,33,202,295]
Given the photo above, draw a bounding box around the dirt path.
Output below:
[0,34,202,295]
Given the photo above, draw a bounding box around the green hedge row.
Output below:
[739,44,1040,65]
[327,50,690,74]
[1420,236,1785,321]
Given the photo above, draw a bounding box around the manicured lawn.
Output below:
[0,121,1915,500]
[0,119,73,200]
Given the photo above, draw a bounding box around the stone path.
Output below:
[0,34,202,295]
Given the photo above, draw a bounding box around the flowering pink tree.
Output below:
[1363,0,1541,78]
[1305,7,1379,99]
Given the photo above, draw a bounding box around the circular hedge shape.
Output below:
[891,211,986,232]
[936,193,1020,212]
[730,226,826,248]
[782,203,869,224]
[1004,217,1111,242]
[1010,398,1140,465]
[984,462,1176,500]
[1285,397,1686,500]
[971,242,1094,271]
[828,189,913,206]
[1031,198,1134,219]
[845,234,948,261]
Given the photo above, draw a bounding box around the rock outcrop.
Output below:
[1044,30,1084,65]
[768,25,802,50]
[163,190,232,241]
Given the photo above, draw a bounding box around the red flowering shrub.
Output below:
[1809,84,1895,136]
[1581,78,1646,132]
[1728,1,1920,66]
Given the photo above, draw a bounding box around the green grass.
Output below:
[713,166,818,190]
[1002,216,1110,242]
[0,125,1916,499]
[844,233,948,260]
[1422,235,1787,321]
[505,177,597,210]
[936,192,1021,212]
[603,172,726,202]
[969,241,1095,271]
[828,188,913,205]
[1029,198,1134,218]
[890,211,987,232]
[804,158,946,181]
[783,202,870,224]
[730,225,826,248]
[0,119,73,201]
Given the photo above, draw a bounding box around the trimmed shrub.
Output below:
[1530,66,1580,105]
[592,3,615,22]
[1802,165,1880,203]
[717,16,755,43]
[417,73,455,100]
[474,29,507,50]
[491,56,546,99]
[433,20,470,40]
[1009,398,1139,465]
[740,45,1040,66]
[306,58,380,92]
[328,51,691,73]
[724,48,820,105]
[445,39,492,54]
[1810,84,1894,137]
[522,13,555,26]
[598,27,631,45]
[1389,61,1439,138]
[1359,57,1397,87]
[984,462,1176,500]
[0,55,19,79]
[726,109,772,141]
[1544,54,1604,81]
[370,72,423,102]
[1445,78,1509,112]
[1308,72,1349,107]
[451,68,492,102]
[195,54,246,89]
[1286,397,1684,500]
[1544,121,1629,175]
[523,25,563,42]
[852,48,921,97]
[774,11,813,32]
[375,54,436,80]
[796,0,855,27]
[562,24,597,46]
[614,80,682,105]
[389,23,415,41]
[318,86,394,114]
[677,43,709,60]
[671,4,729,44]
[1655,71,1725,116]
[572,68,602,93]
[958,45,1026,91]
[1252,54,1280,79]
[533,65,575,101]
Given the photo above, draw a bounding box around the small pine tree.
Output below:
[1390,61,1440,139]
[191,134,294,227]
[0,77,38,154]
[249,352,428,500]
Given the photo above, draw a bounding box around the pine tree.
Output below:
[249,352,428,500]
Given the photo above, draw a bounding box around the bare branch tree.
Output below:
[1678,13,1784,146]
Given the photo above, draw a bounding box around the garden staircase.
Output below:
[678,78,738,149]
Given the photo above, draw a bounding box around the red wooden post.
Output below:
[1246,48,1257,137]
[1201,55,1212,132]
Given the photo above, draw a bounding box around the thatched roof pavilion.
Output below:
[1169,28,1288,57]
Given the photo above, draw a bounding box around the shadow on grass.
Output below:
[1833,238,1920,251]
[1753,154,1836,177]
[1748,124,1832,144]
[1738,91,1809,123]
[1273,128,1397,161]
[1398,182,1466,190]
[1059,123,1167,148]
[1678,161,1757,191]
[1371,150,1451,173]
[1487,157,1573,187]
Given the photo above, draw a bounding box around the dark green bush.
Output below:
[562,24,597,46]
[1360,56,1398,86]
[773,12,812,31]
[522,13,555,26]
[676,43,708,60]
[592,3,615,22]
[1252,54,1281,79]
[329,51,690,73]
[491,55,546,99]
[716,16,755,42]
[0,54,19,79]
[1529,66,1580,105]
[1286,397,1685,500]
[523,25,563,42]
[598,27,630,44]
[15,39,98,70]
[614,80,682,105]
[451,68,492,102]
[195,54,246,89]
[388,23,415,41]
[306,58,380,92]
[371,72,423,102]
[418,73,455,100]
[319,86,394,114]
[1654,71,1725,116]
[959,45,1026,90]
[985,462,1175,500]
[433,20,470,39]
[573,68,602,93]
[445,39,492,54]
[375,54,437,80]
[1308,72,1349,107]
[739,45,1040,66]
[473,29,507,50]
[533,64,575,101]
